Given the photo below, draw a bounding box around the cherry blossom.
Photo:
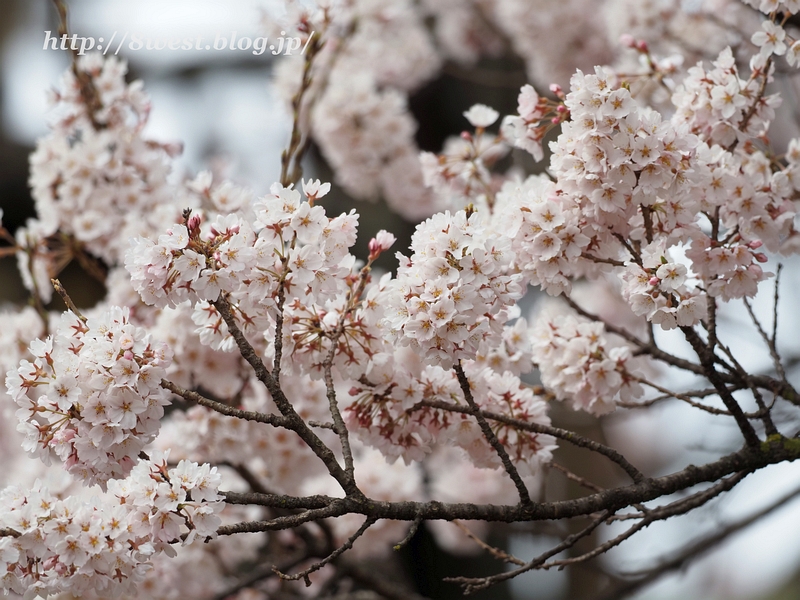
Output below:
[6,307,172,487]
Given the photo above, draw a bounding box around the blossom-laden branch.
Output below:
[416,399,644,483]
[212,295,361,498]
[8,1,800,598]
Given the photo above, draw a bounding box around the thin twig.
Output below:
[681,326,761,447]
[631,375,767,419]
[393,512,423,551]
[714,341,779,436]
[274,516,378,586]
[617,386,732,410]
[550,462,604,493]
[52,278,86,322]
[772,264,782,347]
[594,482,800,600]
[445,511,611,594]
[452,520,526,566]
[455,361,532,507]
[161,379,289,427]
[744,295,786,382]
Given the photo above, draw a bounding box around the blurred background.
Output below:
[3,1,800,599]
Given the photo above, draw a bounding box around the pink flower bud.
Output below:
[460,131,473,142]
[368,230,397,260]
[754,252,768,263]
[649,276,660,286]
[65,453,79,470]
[620,34,636,48]
[747,240,763,249]
[549,83,562,95]
[636,39,649,52]
[187,213,202,234]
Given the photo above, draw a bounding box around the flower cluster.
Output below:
[0,455,221,599]
[27,53,185,268]
[420,104,509,210]
[501,84,566,162]
[671,47,780,146]
[347,347,554,474]
[6,307,172,487]
[384,209,524,367]
[126,182,354,313]
[531,310,643,414]
[493,174,589,295]
[620,242,707,329]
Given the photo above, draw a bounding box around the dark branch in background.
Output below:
[594,483,800,600]
[275,517,378,586]
[338,561,433,600]
[445,511,611,594]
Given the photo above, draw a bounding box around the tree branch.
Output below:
[455,361,533,506]
[213,295,360,496]
[417,399,644,483]
[161,379,289,427]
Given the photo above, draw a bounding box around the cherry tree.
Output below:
[2,0,800,598]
